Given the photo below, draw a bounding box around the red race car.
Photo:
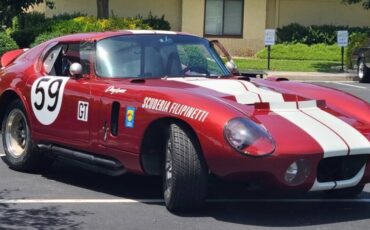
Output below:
[1,31,370,212]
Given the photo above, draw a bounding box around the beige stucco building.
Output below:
[33,0,370,56]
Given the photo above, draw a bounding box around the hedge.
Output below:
[8,12,171,48]
[0,32,19,57]
[277,23,370,45]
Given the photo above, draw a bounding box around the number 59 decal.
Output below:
[31,77,69,125]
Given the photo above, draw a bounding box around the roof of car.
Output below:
[54,30,195,43]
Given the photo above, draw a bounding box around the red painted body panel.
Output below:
[1,31,370,192]
[0,49,27,68]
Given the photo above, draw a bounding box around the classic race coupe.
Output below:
[1,31,370,212]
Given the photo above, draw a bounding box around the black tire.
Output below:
[163,123,208,212]
[358,59,370,83]
[1,100,52,172]
[325,184,365,198]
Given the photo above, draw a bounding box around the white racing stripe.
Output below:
[169,78,285,104]
[1,198,370,204]
[300,102,370,155]
[126,30,177,35]
[170,78,261,104]
[240,81,285,102]
[270,103,349,158]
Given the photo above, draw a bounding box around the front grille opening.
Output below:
[317,155,368,183]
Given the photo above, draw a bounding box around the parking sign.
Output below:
[337,31,348,47]
[265,29,276,46]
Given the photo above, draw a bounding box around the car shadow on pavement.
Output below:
[40,159,370,227]
[0,189,89,230]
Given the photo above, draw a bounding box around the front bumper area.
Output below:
[208,152,370,192]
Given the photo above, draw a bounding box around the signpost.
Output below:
[265,29,276,70]
[337,30,348,72]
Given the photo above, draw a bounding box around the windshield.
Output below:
[96,34,230,78]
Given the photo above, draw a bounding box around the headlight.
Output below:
[224,118,275,157]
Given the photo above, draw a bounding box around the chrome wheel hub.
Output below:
[5,109,29,158]
[359,62,365,79]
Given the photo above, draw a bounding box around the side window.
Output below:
[43,43,82,76]
[43,45,62,75]
[80,42,94,75]
[177,44,224,76]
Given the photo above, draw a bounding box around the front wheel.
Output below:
[163,123,208,212]
[2,100,51,172]
[358,59,370,83]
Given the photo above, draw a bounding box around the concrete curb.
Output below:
[265,71,358,82]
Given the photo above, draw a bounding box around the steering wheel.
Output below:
[181,66,210,76]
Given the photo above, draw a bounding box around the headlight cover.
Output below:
[224,118,275,157]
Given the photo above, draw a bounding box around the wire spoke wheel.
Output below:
[4,109,29,158]
[2,100,53,172]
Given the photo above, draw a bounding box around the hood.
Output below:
[162,77,313,106]
[155,77,370,157]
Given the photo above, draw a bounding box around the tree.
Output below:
[342,0,370,9]
[97,0,109,19]
[0,0,54,27]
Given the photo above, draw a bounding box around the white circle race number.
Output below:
[31,77,69,125]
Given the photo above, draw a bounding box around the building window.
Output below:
[204,0,244,37]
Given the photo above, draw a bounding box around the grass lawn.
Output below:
[234,58,343,72]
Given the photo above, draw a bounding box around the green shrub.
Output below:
[31,31,65,47]
[276,23,309,44]
[6,13,52,48]
[15,13,170,47]
[346,33,369,68]
[277,23,370,45]
[31,16,153,46]
[256,43,343,61]
[142,13,171,30]
[0,32,19,56]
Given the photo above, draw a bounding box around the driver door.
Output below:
[30,42,92,146]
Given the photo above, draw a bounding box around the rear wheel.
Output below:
[2,100,51,172]
[163,123,208,212]
[358,59,370,83]
[325,184,365,198]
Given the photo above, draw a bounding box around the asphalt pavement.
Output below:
[0,81,370,230]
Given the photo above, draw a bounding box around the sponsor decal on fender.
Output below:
[142,97,209,122]
[125,106,136,128]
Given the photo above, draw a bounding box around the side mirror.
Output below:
[225,60,239,75]
[69,62,83,78]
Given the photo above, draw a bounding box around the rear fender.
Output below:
[1,49,28,68]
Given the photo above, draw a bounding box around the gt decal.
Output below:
[77,101,89,122]
[142,97,209,122]
[31,77,69,125]
[125,107,136,128]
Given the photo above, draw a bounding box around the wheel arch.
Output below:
[0,90,24,131]
[139,117,207,176]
